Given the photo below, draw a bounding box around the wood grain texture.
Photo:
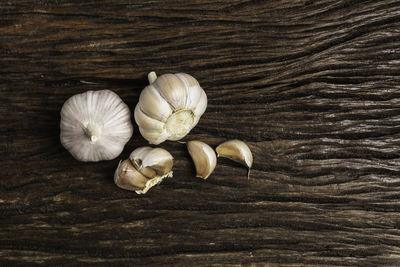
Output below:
[1,0,400,265]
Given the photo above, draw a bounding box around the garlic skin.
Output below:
[216,140,253,178]
[187,140,217,179]
[135,72,207,145]
[60,90,133,162]
[114,147,174,194]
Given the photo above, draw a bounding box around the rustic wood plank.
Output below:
[1,0,400,265]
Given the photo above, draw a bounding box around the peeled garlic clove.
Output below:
[216,140,253,178]
[114,159,148,191]
[60,90,133,162]
[187,140,217,179]
[135,72,207,145]
[129,147,173,178]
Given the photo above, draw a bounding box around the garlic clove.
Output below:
[129,146,153,163]
[60,90,133,162]
[114,159,149,191]
[129,146,156,177]
[138,128,170,145]
[215,140,253,178]
[115,146,174,194]
[134,105,165,133]
[190,91,208,128]
[193,90,208,117]
[138,85,172,122]
[187,140,217,179]
[130,147,173,178]
[175,73,203,110]
[153,74,187,110]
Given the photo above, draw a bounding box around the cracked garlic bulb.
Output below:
[60,90,133,162]
[114,146,174,194]
[134,72,207,145]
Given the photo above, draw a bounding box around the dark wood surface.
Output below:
[1,0,400,265]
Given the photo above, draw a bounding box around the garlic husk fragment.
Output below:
[216,140,253,178]
[60,90,133,162]
[135,72,207,145]
[114,147,174,194]
[187,140,217,179]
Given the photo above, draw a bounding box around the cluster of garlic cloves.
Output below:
[186,139,253,180]
[134,72,207,145]
[114,147,173,194]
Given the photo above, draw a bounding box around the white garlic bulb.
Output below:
[60,90,133,162]
[114,147,173,194]
[134,72,207,145]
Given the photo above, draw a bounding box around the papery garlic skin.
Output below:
[216,139,253,178]
[187,140,217,179]
[114,147,174,194]
[60,90,133,162]
[135,72,207,145]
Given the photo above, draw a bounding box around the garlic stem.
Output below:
[90,135,98,142]
[83,123,101,143]
[148,72,157,84]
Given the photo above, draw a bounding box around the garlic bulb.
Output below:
[216,140,253,178]
[187,140,217,179]
[114,147,173,194]
[134,72,207,145]
[60,90,133,162]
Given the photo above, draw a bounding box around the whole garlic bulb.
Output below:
[60,90,133,162]
[134,72,207,145]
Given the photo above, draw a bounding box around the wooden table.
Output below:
[2,1,400,265]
